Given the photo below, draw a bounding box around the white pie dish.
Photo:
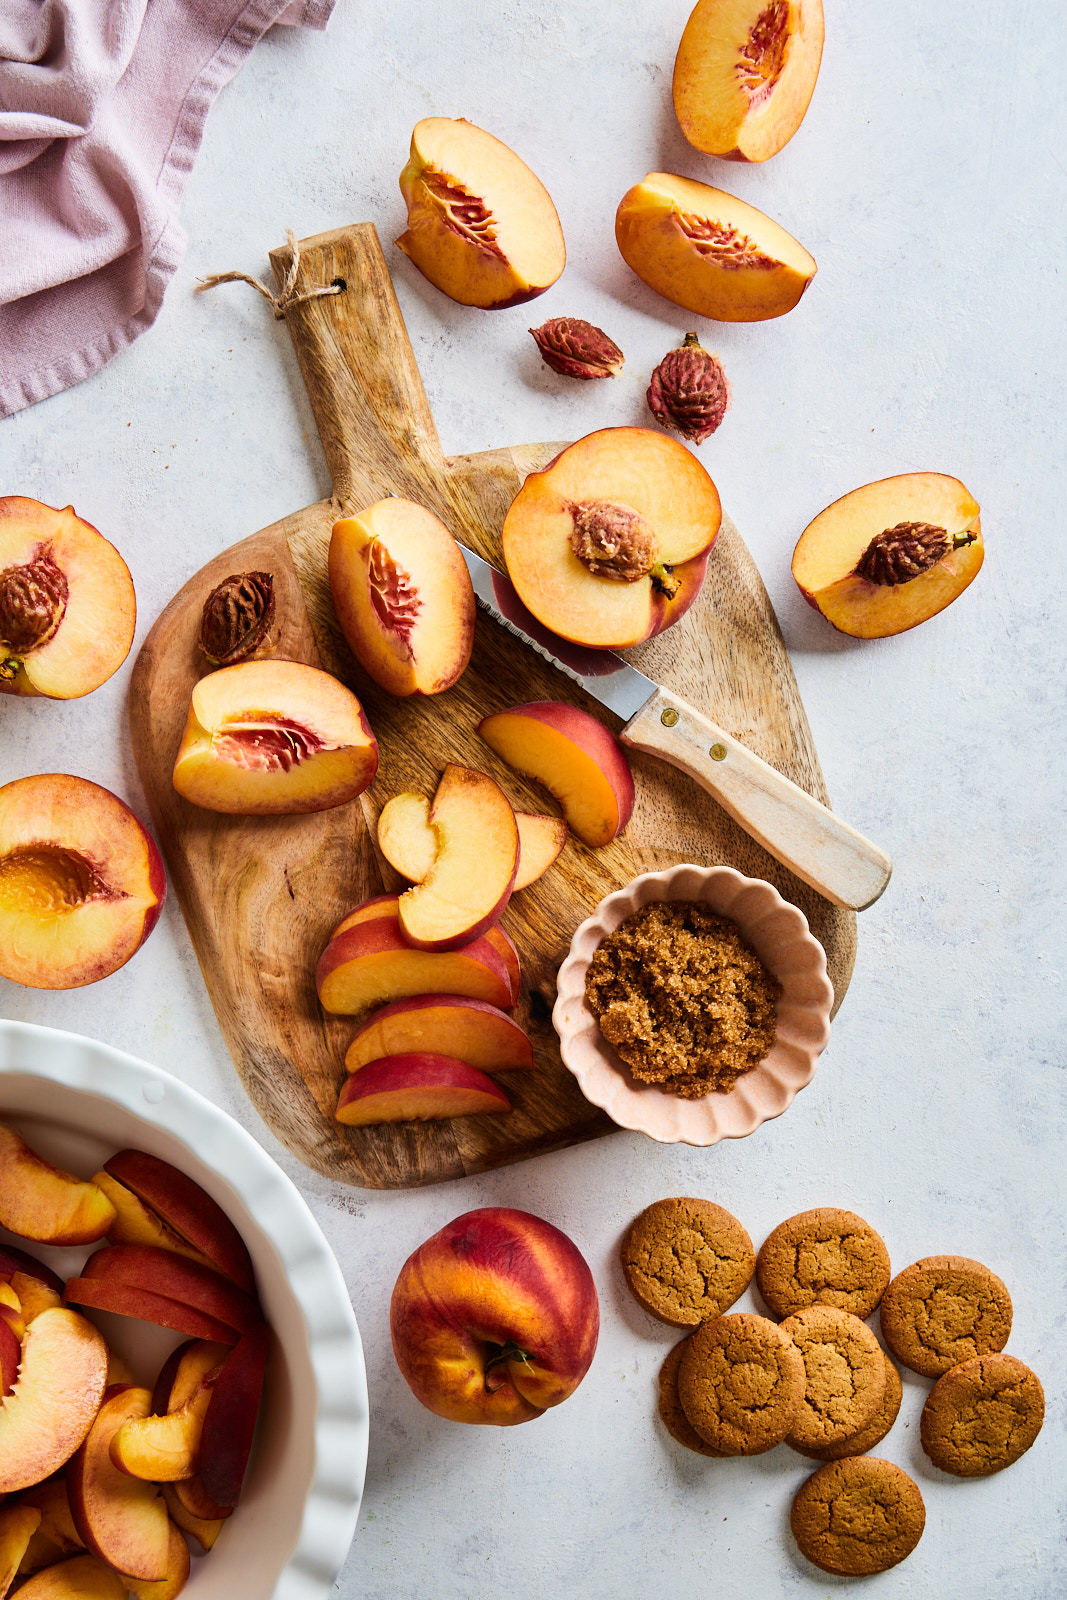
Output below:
[0,1018,367,1600]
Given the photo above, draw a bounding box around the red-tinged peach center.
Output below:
[0,549,69,667]
[0,845,119,915]
[675,211,777,271]
[212,716,332,773]
[368,541,422,651]
[422,169,506,261]
[567,500,659,583]
[737,1,790,105]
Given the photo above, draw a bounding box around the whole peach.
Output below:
[390,1207,599,1425]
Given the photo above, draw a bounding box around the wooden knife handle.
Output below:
[621,687,892,911]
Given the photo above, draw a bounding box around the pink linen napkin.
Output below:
[0,0,334,418]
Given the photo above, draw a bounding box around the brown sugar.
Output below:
[583,900,779,1097]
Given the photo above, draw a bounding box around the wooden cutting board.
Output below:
[130,223,856,1190]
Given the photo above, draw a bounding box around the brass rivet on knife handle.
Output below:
[622,687,892,912]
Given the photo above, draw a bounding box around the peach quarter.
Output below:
[397,117,565,309]
[479,702,635,849]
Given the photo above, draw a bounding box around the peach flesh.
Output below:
[15,1554,127,1598]
[397,117,565,309]
[0,774,165,991]
[79,1244,260,1336]
[336,1053,512,1126]
[124,1520,191,1599]
[111,1368,219,1481]
[0,1308,109,1493]
[345,995,534,1075]
[397,766,518,952]
[17,1480,82,1557]
[316,915,514,1016]
[68,1387,171,1583]
[0,1124,116,1246]
[479,702,634,849]
[328,894,521,1005]
[172,659,378,815]
[0,498,135,700]
[160,1482,225,1550]
[329,499,475,698]
[379,792,566,892]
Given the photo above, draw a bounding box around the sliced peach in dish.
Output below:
[0,498,135,700]
[76,1246,259,1338]
[92,1172,216,1275]
[344,995,535,1075]
[8,1275,61,1325]
[198,1323,270,1510]
[67,1387,171,1583]
[171,660,378,815]
[124,1520,191,1599]
[0,1246,64,1297]
[485,925,521,1006]
[331,896,522,1006]
[160,1482,225,1550]
[15,1554,127,1597]
[397,766,518,951]
[673,0,824,163]
[0,1125,116,1246]
[100,1150,255,1296]
[0,1283,25,1344]
[317,916,513,1015]
[63,1277,241,1346]
[0,1503,42,1592]
[168,1476,231,1525]
[616,171,816,321]
[110,1367,220,1482]
[397,117,565,309]
[479,702,634,849]
[0,775,166,991]
[0,1308,108,1493]
[379,791,567,892]
[0,1316,19,1397]
[336,1054,512,1126]
[329,499,475,698]
[792,472,983,637]
[501,427,720,649]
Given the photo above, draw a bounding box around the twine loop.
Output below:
[196,229,343,319]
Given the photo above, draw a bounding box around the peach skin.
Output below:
[344,995,534,1076]
[77,1245,260,1337]
[198,1322,271,1509]
[67,1387,171,1583]
[329,896,521,1004]
[316,915,514,1016]
[101,1149,256,1296]
[335,1054,512,1126]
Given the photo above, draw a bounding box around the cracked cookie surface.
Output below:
[657,1338,728,1457]
[756,1207,890,1320]
[621,1197,754,1327]
[790,1350,902,1461]
[780,1304,886,1449]
[791,1456,925,1575]
[677,1311,804,1455]
[879,1255,1012,1377]
[920,1352,1043,1476]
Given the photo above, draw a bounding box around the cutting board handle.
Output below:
[269,223,445,507]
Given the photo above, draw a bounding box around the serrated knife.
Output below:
[460,544,891,911]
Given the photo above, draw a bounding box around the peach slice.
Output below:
[63,1280,239,1348]
[479,702,634,849]
[397,766,518,951]
[92,1173,216,1276]
[124,1521,190,1599]
[336,1054,512,1126]
[168,1477,231,1525]
[160,1482,225,1551]
[0,1285,25,1345]
[0,775,166,991]
[317,916,513,1015]
[0,1308,108,1493]
[501,427,721,650]
[1,1503,42,1593]
[379,792,567,892]
[198,1323,270,1510]
[397,117,565,309]
[329,499,475,698]
[616,171,816,321]
[791,472,983,637]
[110,1369,219,1482]
[101,1150,255,1297]
[0,498,135,701]
[9,1276,61,1326]
[16,1482,81,1558]
[332,896,523,1007]
[344,995,534,1075]
[0,1125,116,1246]
[485,924,521,1006]
[0,1246,64,1297]
[15,1554,127,1597]
[77,1246,259,1338]
[172,660,378,815]
[67,1387,170,1583]
[673,0,825,163]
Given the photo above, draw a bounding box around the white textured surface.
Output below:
[2,1,1065,1596]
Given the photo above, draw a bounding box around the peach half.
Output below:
[792,473,983,637]
[344,995,534,1075]
[379,791,567,892]
[172,660,378,815]
[317,916,513,1016]
[0,1124,116,1245]
[0,1308,109,1493]
[479,702,634,849]
[616,171,816,321]
[336,1054,512,1127]
[501,427,719,650]
[0,498,135,700]
[673,0,824,163]
[330,499,475,698]
[0,774,165,991]
[397,117,565,309]
[397,766,518,952]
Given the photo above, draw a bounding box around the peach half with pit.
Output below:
[379,790,567,892]
[479,702,634,849]
[673,0,825,163]
[0,1308,109,1493]
[792,473,983,637]
[396,766,518,952]
[397,117,565,309]
[616,172,816,321]
[330,499,474,698]
[316,916,514,1016]
[0,1124,116,1245]
[336,1054,512,1127]
[0,498,135,700]
[0,774,165,991]
[172,659,378,815]
[501,427,720,650]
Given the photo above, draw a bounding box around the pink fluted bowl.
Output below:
[553,864,833,1146]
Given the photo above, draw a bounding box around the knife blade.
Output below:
[459,543,891,911]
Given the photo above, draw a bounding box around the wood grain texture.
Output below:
[130,223,855,1189]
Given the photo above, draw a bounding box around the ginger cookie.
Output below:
[621,1197,754,1328]
[790,1457,926,1576]
[677,1311,804,1455]
[657,1339,728,1458]
[880,1256,1012,1378]
[779,1305,886,1450]
[790,1350,903,1461]
[756,1208,890,1320]
[920,1353,1044,1476]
